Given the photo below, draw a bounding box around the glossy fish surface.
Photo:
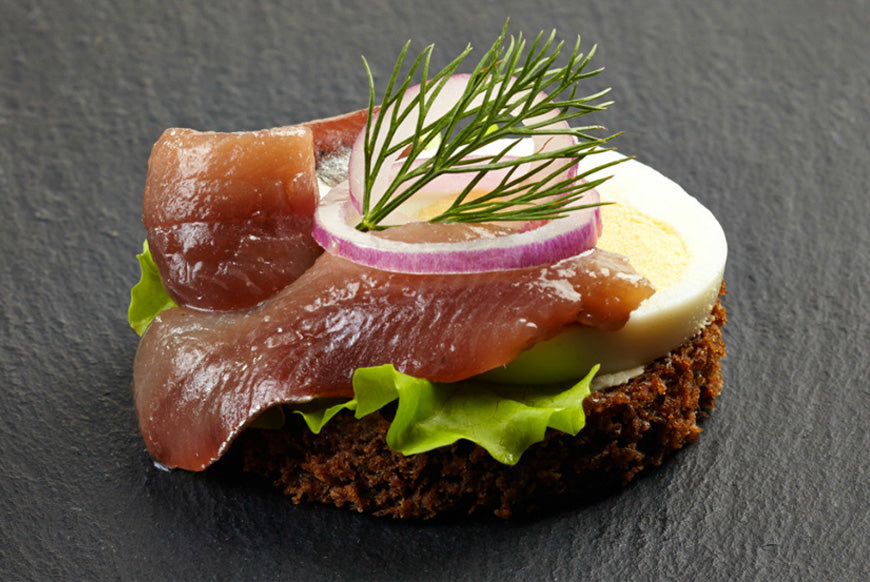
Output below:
[143,126,321,310]
[134,246,653,470]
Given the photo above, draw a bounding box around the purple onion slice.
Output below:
[314,73,602,274]
[313,181,602,274]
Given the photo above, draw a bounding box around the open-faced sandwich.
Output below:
[129,27,727,519]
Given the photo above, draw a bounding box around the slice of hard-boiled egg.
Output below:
[482,150,727,388]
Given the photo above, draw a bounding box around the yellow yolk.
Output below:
[596,203,689,291]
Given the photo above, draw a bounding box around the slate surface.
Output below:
[1,1,868,580]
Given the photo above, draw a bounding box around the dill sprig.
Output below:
[357,23,625,232]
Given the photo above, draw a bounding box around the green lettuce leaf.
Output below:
[128,241,177,335]
[294,364,597,465]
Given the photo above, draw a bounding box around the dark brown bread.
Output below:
[232,297,726,519]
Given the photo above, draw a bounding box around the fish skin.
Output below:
[301,108,371,162]
[133,247,653,471]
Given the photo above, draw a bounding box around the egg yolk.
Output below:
[595,203,689,290]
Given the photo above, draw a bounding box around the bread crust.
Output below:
[231,297,726,519]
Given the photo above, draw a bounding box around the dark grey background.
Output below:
[2,1,868,580]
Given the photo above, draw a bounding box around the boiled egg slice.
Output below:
[483,150,727,388]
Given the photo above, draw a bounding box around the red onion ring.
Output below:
[312,181,602,274]
[312,73,602,274]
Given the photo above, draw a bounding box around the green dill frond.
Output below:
[356,22,624,232]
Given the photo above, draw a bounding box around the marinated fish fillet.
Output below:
[143,126,321,310]
[134,246,653,470]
